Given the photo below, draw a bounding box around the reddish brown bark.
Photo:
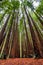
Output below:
[10,14,20,58]
[24,19,34,57]
[0,15,10,45]
[30,13,43,53]
[24,6,43,57]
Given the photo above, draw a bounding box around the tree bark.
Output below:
[0,13,13,58]
[30,13,43,54]
[24,6,43,57]
[0,15,10,45]
[10,12,20,58]
[34,11,43,25]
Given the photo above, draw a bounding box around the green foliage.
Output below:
[27,1,32,7]
[27,1,34,10]
[36,0,43,15]
[0,0,20,13]
[12,0,20,10]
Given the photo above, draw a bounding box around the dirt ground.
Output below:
[0,58,43,65]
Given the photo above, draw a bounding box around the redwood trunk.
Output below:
[0,15,10,45]
[24,7,43,57]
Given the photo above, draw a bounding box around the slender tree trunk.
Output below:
[22,6,35,57]
[22,36,26,58]
[30,13,43,53]
[3,27,11,59]
[24,6,43,57]
[0,13,13,58]
[10,12,20,58]
[6,15,15,58]
[0,11,6,22]
[19,32,22,58]
[0,14,4,21]
[34,11,43,25]
[38,13,43,20]
[24,17,35,57]
[0,15,10,45]
[15,14,20,58]
[29,12,43,57]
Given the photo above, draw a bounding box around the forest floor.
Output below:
[0,58,43,65]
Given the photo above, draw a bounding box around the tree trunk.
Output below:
[34,11,43,25]
[24,6,43,57]
[10,12,20,58]
[24,17,35,57]
[6,15,15,58]
[0,11,6,22]
[0,15,10,45]
[0,13,13,58]
[30,13,43,54]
